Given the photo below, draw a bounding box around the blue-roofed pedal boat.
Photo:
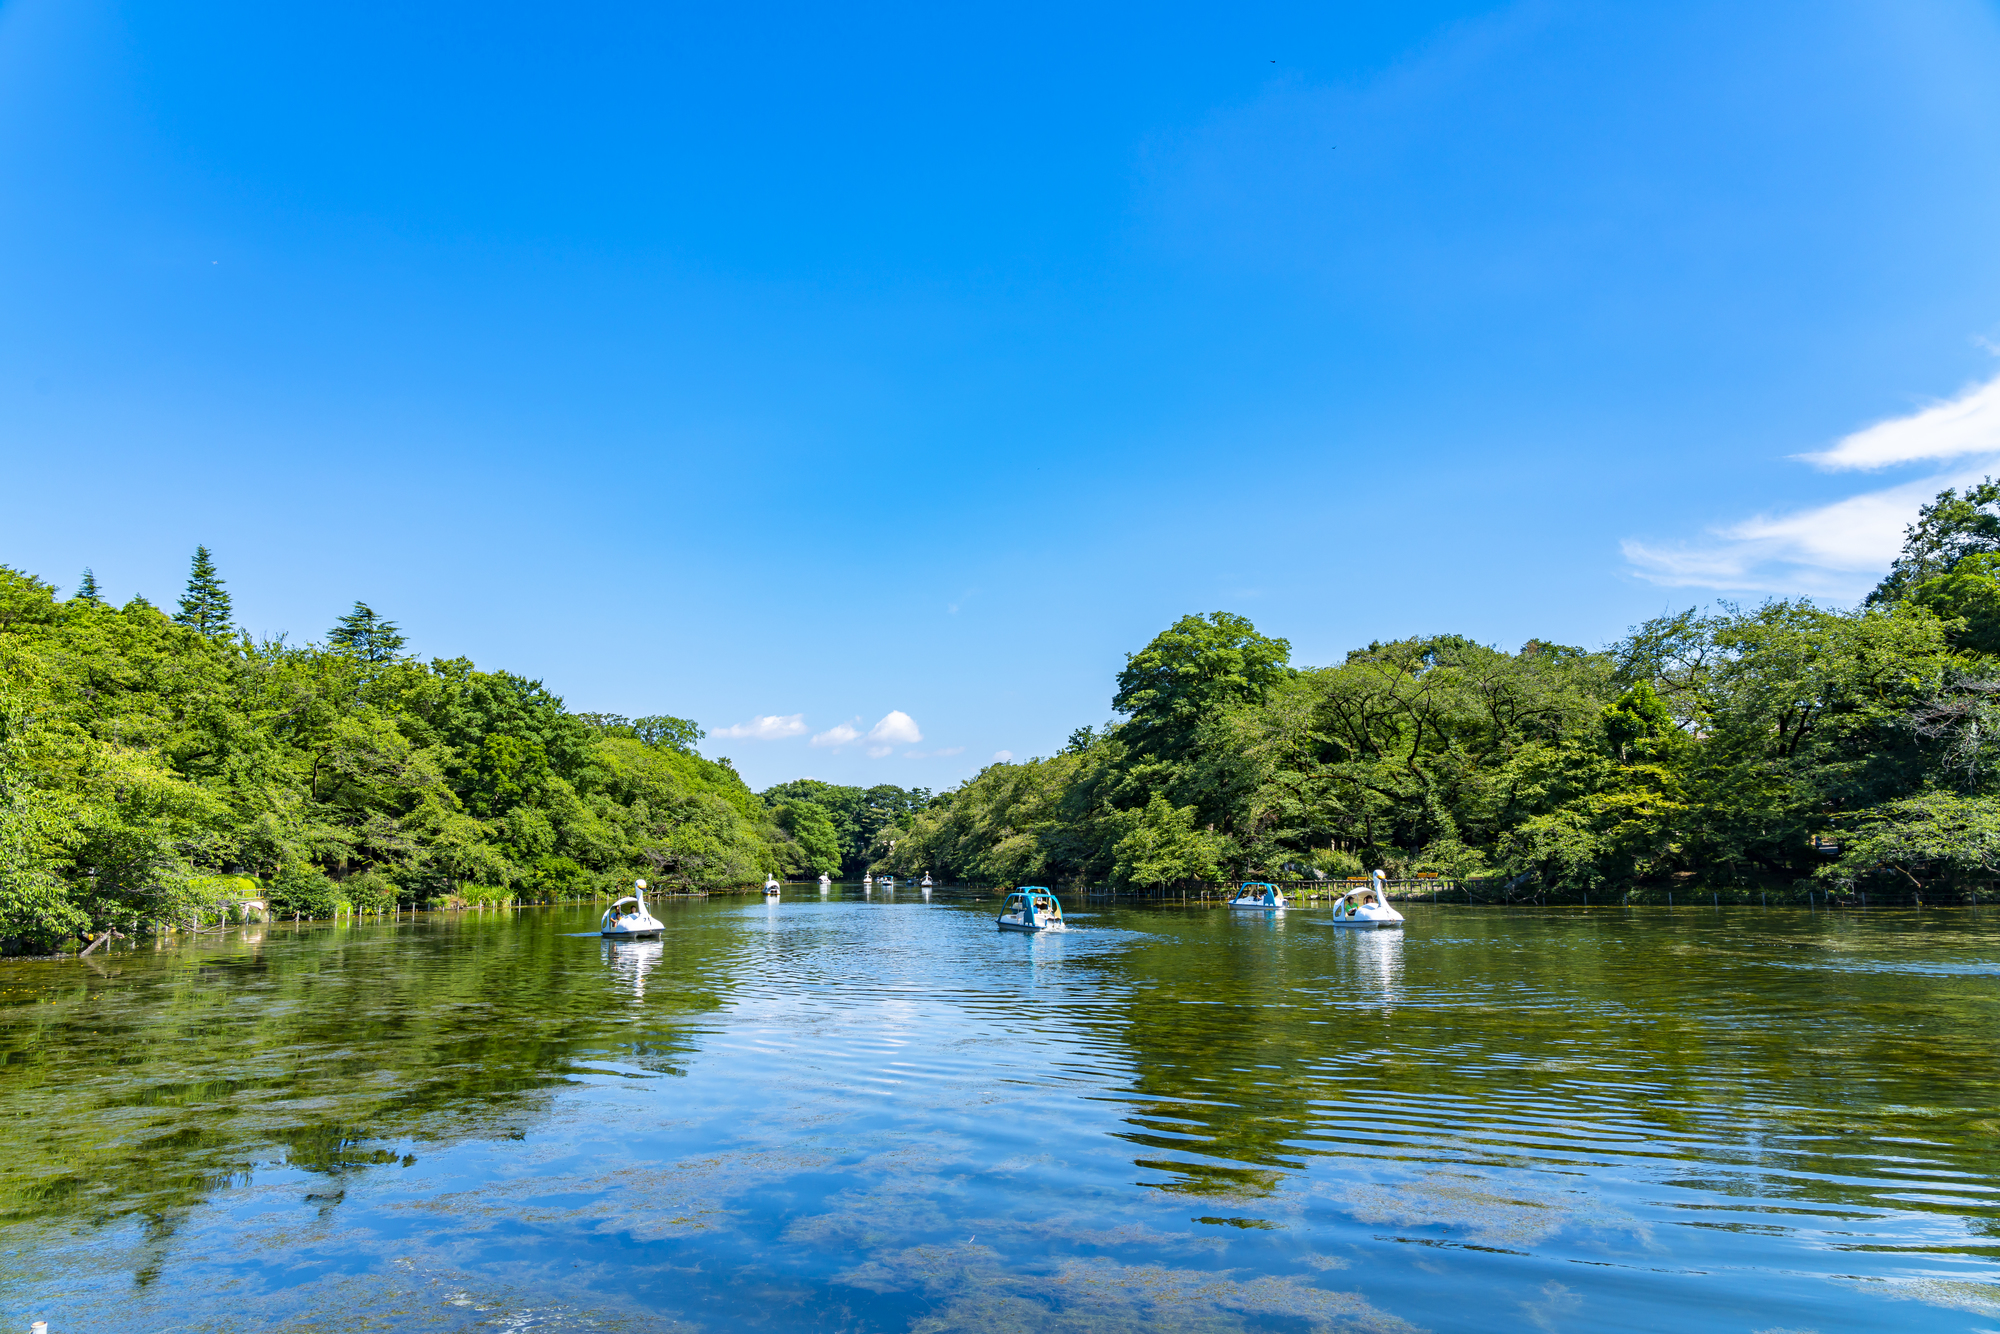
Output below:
[997,887,1068,932]
[1228,882,1287,911]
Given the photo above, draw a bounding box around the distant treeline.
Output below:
[11,480,2000,949]
[867,482,2000,903]
[0,553,927,951]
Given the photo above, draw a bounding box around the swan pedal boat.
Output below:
[997,887,1068,933]
[1227,882,1288,910]
[1325,885,1405,928]
[764,878,781,896]
[601,883,664,938]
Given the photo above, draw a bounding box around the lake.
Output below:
[4,891,1999,1331]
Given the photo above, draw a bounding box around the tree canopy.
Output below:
[0,557,792,951]
[873,497,2000,902]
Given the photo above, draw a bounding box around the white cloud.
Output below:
[1624,369,2000,596]
[811,710,924,756]
[992,750,1014,762]
[1622,475,1955,595]
[865,711,923,746]
[1800,371,2000,471]
[712,713,806,740]
[810,721,861,748]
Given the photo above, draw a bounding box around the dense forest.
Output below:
[0,553,926,951]
[869,481,2000,904]
[8,479,2000,949]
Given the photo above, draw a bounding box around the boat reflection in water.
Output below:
[598,937,664,1001]
[1335,924,1404,1000]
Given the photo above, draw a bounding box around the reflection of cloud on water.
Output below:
[835,1244,1422,1333]
[1335,1168,1652,1253]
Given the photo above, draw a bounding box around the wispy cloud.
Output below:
[712,713,807,740]
[1625,368,2000,598]
[810,721,861,748]
[992,750,1014,762]
[1799,371,2000,471]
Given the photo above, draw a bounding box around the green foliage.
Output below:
[775,800,842,876]
[74,569,101,605]
[173,545,233,637]
[1113,612,1293,762]
[0,560,784,948]
[1910,552,2000,655]
[1869,477,2000,605]
[759,779,932,875]
[327,602,407,662]
[869,543,2000,897]
[1111,794,1221,887]
[269,864,343,917]
[1822,790,2000,894]
[577,713,705,754]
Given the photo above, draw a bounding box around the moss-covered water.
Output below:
[4,893,1999,1331]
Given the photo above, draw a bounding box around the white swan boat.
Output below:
[997,887,1068,933]
[1228,882,1288,910]
[1325,883,1405,928]
[920,873,933,888]
[818,873,831,888]
[601,880,664,938]
[764,877,781,896]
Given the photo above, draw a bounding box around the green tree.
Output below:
[1870,478,2000,605]
[775,800,841,875]
[327,601,406,662]
[1822,790,2000,896]
[74,569,102,605]
[1112,612,1293,762]
[173,546,233,637]
[633,715,704,752]
[1111,794,1221,887]
[1909,553,2000,655]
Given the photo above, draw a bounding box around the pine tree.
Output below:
[328,602,407,663]
[173,546,233,636]
[74,568,102,604]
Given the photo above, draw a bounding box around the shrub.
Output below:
[269,864,345,918]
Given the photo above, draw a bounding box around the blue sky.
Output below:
[5,0,2000,789]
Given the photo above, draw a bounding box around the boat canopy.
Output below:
[611,895,641,910]
[1240,882,1276,891]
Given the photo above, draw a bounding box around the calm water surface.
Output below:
[4,893,2000,1332]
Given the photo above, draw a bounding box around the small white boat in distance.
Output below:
[818,872,831,887]
[764,876,781,896]
[863,873,873,887]
[1228,882,1287,910]
[997,887,1068,932]
[921,873,933,888]
[1326,883,1405,928]
[601,880,664,938]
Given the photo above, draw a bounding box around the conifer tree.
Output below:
[328,601,407,663]
[173,546,233,636]
[74,568,102,604]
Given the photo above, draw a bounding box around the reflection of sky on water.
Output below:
[6,902,2000,1331]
